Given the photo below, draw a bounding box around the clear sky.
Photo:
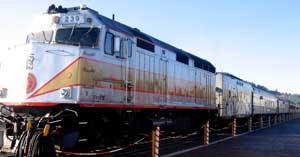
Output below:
[0,0,299,93]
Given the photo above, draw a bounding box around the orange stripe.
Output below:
[28,57,81,99]
[29,57,215,100]
[29,83,216,100]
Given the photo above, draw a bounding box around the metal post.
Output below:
[285,114,287,121]
[232,118,237,137]
[279,114,282,123]
[260,116,263,128]
[152,126,160,157]
[204,120,209,145]
[274,115,277,124]
[294,114,296,119]
[268,116,271,127]
[248,117,252,132]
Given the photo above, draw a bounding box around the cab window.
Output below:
[104,32,114,55]
[55,27,99,47]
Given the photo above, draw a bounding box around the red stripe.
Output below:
[3,102,58,107]
[2,102,217,110]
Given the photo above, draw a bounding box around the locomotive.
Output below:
[0,4,298,156]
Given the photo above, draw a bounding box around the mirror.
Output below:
[114,36,121,52]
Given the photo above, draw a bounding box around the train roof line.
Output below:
[47,5,216,73]
[218,72,280,97]
[217,72,245,82]
[88,8,216,73]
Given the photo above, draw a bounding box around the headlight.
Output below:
[0,88,7,98]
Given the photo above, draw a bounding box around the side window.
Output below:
[128,39,132,57]
[118,39,133,58]
[104,32,114,55]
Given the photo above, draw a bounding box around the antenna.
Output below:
[112,14,115,21]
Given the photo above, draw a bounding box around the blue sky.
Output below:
[0,0,299,93]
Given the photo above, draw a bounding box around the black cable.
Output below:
[27,131,41,157]
[15,130,29,157]
[27,130,56,157]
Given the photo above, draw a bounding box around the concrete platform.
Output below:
[166,119,300,157]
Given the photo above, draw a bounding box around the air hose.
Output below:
[15,130,32,157]
[27,130,56,157]
[15,129,56,157]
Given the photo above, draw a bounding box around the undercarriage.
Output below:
[0,104,216,156]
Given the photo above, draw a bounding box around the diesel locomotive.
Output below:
[0,5,298,156]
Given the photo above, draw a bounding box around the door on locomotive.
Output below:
[160,57,168,106]
[92,32,134,104]
[114,37,134,104]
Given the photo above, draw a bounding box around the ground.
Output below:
[170,118,300,157]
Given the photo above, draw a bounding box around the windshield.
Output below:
[26,30,53,43]
[55,27,99,47]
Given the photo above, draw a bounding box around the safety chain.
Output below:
[209,122,232,132]
[159,126,204,141]
[57,132,152,156]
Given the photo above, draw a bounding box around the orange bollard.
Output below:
[152,126,160,157]
[232,118,236,137]
[260,116,263,128]
[204,120,209,145]
[248,117,252,132]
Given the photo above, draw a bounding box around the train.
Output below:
[0,4,299,156]
[216,72,290,118]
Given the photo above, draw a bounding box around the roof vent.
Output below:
[47,4,68,14]
[80,4,88,10]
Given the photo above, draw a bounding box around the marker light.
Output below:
[52,16,60,24]
[0,88,7,98]
[86,17,92,23]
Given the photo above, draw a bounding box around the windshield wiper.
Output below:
[68,24,77,41]
[83,26,94,37]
